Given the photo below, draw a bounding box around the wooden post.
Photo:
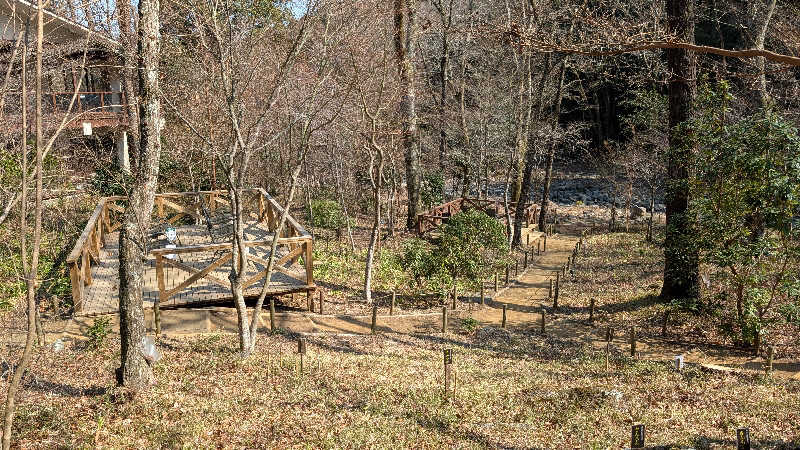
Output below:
[69,263,83,313]
[554,271,560,308]
[537,240,541,255]
[514,260,518,277]
[494,273,499,292]
[318,290,324,315]
[451,284,457,310]
[526,233,530,246]
[307,291,313,312]
[154,255,165,335]
[630,326,637,357]
[631,423,645,449]
[548,279,553,299]
[371,306,378,334]
[443,349,452,403]
[736,427,751,450]
[605,327,613,372]
[766,346,774,375]
[442,306,448,333]
[540,304,546,334]
[269,297,276,332]
[589,298,595,323]
[297,338,306,374]
[480,283,485,306]
[501,304,507,329]
[505,265,509,285]
[390,291,396,316]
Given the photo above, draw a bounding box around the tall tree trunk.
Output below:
[537,58,567,234]
[118,0,161,389]
[2,11,42,449]
[116,0,140,165]
[661,0,699,301]
[394,0,421,230]
[438,25,448,172]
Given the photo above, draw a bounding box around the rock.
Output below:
[630,206,646,219]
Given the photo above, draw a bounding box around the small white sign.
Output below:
[674,354,684,371]
[82,122,93,135]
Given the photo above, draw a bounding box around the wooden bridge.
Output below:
[416,197,540,235]
[66,189,314,316]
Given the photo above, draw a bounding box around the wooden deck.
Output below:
[69,190,315,317]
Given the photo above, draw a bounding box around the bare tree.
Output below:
[117,0,161,389]
[394,0,422,230]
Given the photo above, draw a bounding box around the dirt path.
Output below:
[51,229,799,380]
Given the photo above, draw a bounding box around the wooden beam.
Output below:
[161,253,233,299]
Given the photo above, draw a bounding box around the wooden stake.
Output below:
[631,423,645,449]
[630,326,637,357]
[766,345,774,375]
[605,326,613,372]
[589,298,595,323]
[540,304,546,334]
[443,349,452,403]
[451,284,457,310]
[442,306,448,333]
[505,265,510,285]
[390,291,396,316]
[371,306,377,334]
[270,297,276,332]
[307,291,313,312]
[548,279,553,299]
[514,260,518,277]
[501,304,507,329]
[524,251,528,268]
[494,272,499,292]
[554,271,560,308]
[318,290,324,315]
[537,240,541,255]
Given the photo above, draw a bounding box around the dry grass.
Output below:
[558,230,800,359]
[2,323,799,448]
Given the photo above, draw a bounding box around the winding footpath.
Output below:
[54,229,799,380]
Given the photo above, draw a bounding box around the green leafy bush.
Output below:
[400,238,435,287]
[434,209,509,288]
[689,81,800,347]
[310,199,348,231]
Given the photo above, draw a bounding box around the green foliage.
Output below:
[420,172,444,209]
[86,317,111,349]
[399,238,435,286]
[310,199,348,230]
[90,165,132,197]
[461,317,479,333]
[434,210,509,286]
[689,81,800,345]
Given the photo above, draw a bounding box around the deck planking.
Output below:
[79,219,310,316]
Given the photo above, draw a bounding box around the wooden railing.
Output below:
[416,197,539,235]
[67,189,312,313]
[66,195,126,312]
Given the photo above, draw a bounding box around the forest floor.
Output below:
[2,215,799,447]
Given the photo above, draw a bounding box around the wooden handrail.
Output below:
[68,189,313,313]
[67,198,107,263]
